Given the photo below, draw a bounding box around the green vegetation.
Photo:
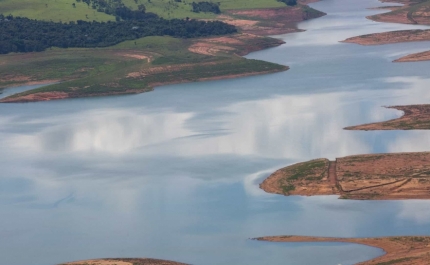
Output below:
[285,160,327,180]
[0,14,236,54]
[0,0,285,21]
[278,0,297,6]
[281,184,296,195]
[191,2,221,14]
[0,35,287,100]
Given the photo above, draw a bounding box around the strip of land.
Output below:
[342,29,430,45]
[59,258,188,265]
[368,0,430,25]
[345,105,430,130]
[260,152,430,200]
[255,235,430,265]
[342,0,430,62]
[0,1,325,103]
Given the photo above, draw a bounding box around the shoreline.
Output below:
[0,3,325,103]
[260,152,430,200]
[255,235,430,265]
[345,105,430,130]
[59,258,189,265]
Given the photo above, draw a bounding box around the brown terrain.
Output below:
[221,3,325,36]
[59,258,188,265]
[345,105,430,130]
[255,235,430,265]
[260,152,430,200]
[341,0,430,62]
[342,29,430,45]
[368,0,430,25]
[395,49,430,61]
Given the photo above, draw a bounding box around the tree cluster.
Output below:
[0,14,237,54]
[76,0,148,20]
[191,2,221,14]
[278,0,297,6]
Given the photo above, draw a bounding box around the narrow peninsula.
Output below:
[345,105,430,130]
[342,0,430,62]
[59,258,188,265]
[255,235,430,265]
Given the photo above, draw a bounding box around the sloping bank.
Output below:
[0,1,325,103]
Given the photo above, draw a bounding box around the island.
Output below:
[0,0,325,103]
[345,105,430,130]
[59,258,188,265]
[255,235,430,265]
[260,152,430,200]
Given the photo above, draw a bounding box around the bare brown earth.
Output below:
[395,50,430,61]
[343,0,430,62]
[255,235,430,265]
[345,105,430,130]
[368,0,430,25]
[222,4,326,36]
[261,152,430,200]
[60,258,188,265]
[342,29,430,45]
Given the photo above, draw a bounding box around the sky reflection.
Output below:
[2,0,430,264]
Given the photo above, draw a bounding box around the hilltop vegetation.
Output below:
[0,0,286,22]
[0,14,236,54]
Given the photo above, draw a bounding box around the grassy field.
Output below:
[0,0,286,21]
[0,35,287,101]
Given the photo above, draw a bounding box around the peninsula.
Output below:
[260,152,430,200]
[59,258,188,265]
[0,0,325,103]
[345,105,430,130]
[255,235,430,265]
[342,0,430,62]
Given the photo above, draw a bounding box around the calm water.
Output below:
[2,0,430,264]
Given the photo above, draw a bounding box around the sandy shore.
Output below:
[342,29,430,45]
[255,235,430,265]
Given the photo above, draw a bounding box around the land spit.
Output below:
[255,236,430,265]
[59,258,188,265]
[345,105,430,130]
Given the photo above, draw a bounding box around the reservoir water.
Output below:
[2,0,430,264]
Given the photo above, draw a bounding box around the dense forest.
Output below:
[191,2,221,14]
[76,0,149,20]
[278,0,297,6]
[0,14,236,54]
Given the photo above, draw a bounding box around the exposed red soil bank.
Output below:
[60,258,188,265]
[255,235,430,265]
[261,152,430,200]
[345,105,430,130]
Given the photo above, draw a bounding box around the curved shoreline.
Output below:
[260,152,430,200]
[255,235,430,265]
[345,104,430,130]
[0,3,325,103]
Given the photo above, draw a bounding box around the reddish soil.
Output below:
[367,0,430,25]
[261,152,430,200]
[395,50,430,62]
[342,29,430,45]
[256,235,430,265]
[345,105,430,130]
[60,258,188,265]
[223,6,325,35]
[0,91,69,103]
